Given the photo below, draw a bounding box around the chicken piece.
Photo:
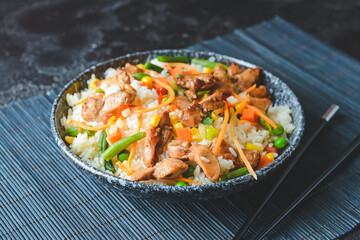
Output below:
[248,97,272,111]
[249,85,270,98]
[227,63,244,77]
[124,63,143,75]
[95,69,131,88]
[168,140,192,160]
[131,168,155,182]
[176,73,217,92]
[199,90,225,112]
[172,95,191,109]
[152,158,189,179]
[213,65,229,83]
[188,144,221,181]
[184,90,198,100]
[81,86,136,122]
[143,111,173,167]
[242,149,261,169]
[176,102,205,127]
[236,68,261,92]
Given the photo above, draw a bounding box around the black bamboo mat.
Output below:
[1,17,359,239]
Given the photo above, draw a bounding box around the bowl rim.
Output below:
[50,49,305,195]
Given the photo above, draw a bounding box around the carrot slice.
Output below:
[133,78,175,114]
[115,161,134,175]
[229,106,257,180]
[212,102,229,155]
[240,84,257,95]
[163,177,201,185]
[167,63,200,74]
[175,128,192,142]
[67,119,115,131]
[240,108,258,122]
[257,155,274,169]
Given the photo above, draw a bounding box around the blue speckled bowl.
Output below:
[50,49,305,202]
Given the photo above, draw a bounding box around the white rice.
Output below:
[63,60,295,185]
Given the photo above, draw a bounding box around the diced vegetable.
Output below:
[175,74,182,78]
[169,115,179,125]
[210,112,219,121]
[202,112,214,125]
[161,97,169,103]
[206,127,219,140]
[191,58,228,70]
[247,105,278,129]
[265,145,278,153]
[245,143,264,152]
[175,181,188,186]
[175,127,192,142]
[190,128,202,142]
[273,123,284,136]
[241,108,258,122]
[136,64,145,70]
[274,137,287,149]
[65,126,95,137]
[151,115,161,127]
[104,160,115,172]
[183,165,195,178]
[203,67,212,73]
[144,62,163,73]
[65,136,74,144]
[198,123,207,139]
[221,167,249,180]
[141,76,153,89]
[157,55,188,63]
[102,132,146,161]
[266,153,275,161]
[118,149,130,162]
[173,122,184,131]
[90,78,99,89]
[258,155,274,169]
[133,73,150,81]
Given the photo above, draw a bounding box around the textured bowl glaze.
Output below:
[50,49,305,202]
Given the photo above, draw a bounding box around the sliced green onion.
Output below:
[191,58,228,70]
[65,126,95,137]
[118,149,130,162]
[157,55,188,63]
[221,167,249,181]
[101,132,146,161]
[133,73,150,81]
[144,62,163,73]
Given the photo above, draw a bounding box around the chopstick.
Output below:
[255,133,360,240]
[233,104,339,240]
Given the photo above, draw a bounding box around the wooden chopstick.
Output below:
[255,134,360,240]
[233,104,339,240]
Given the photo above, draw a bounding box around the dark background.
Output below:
[1,0,359,239]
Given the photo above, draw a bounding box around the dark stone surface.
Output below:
[1,0,359,238]
[1,0,360,106]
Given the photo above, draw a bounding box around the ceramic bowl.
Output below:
[50,49,305,202]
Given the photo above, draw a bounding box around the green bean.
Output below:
[221,167,249,181]
[133,73,150,81]
[183,165,195,178]
[101,132,146,161]
[98,130,108,156]
[65,126,95,137]
[157,55,188,63]
[191,58,228,70]
[104,160,115,172]
[118,149,130,162]
[144,62,163,73]
[258,116,272,132]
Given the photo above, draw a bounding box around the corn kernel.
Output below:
[190,128,202,142]
[136,64,145,70]
[169,115,179,125]
[90,78,99,89]
[235,102,242,110]
[141,76,153,88]
[266,153,275,161]
[203,67,212,73]
[151,115,161,127]
[173,122,184,131]
[65,136,74,144]
[109,116,117,123]
[229,107,235,116]
[210,112,219,121]
[246,143,264,152]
